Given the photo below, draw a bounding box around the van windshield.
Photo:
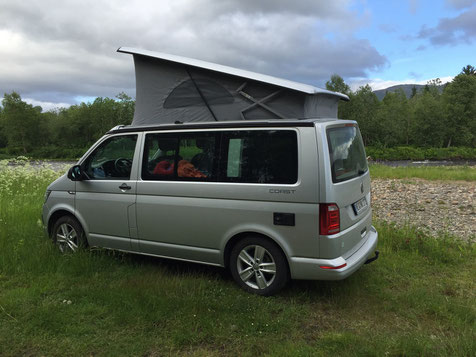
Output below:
[327,125,368,183]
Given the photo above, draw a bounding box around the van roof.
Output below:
[118,47,349,100]
[117,47,349,126]
[107,118,340,134]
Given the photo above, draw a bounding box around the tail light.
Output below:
[319,203,340,235]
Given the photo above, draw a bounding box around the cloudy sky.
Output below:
[0,0,475,110]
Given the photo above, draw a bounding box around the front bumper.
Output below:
[41,203,50,236]
[289,225,378,280]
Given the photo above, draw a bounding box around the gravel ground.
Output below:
[372,178,475,242]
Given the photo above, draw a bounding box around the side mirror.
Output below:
[67,165,85,181]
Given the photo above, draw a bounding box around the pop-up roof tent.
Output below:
[118,47,349,126]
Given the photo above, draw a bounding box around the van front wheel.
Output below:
[230,236,289,296]
[51,216,87,253]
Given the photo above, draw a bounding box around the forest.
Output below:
[0,66,475,160]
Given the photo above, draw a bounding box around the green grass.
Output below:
[370,164,476,181]
[1,162,475,356]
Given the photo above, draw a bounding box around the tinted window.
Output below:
[83,135,137,180]
[327,126,368,183]
[220,130,298,184]
[142,133,217,181]
[141,130,298,184]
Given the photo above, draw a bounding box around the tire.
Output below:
[229,236,289,296]
[51,215,87,253]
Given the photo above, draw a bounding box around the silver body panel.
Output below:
[43,119,378,281]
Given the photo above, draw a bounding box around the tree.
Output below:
[325,74,351,95]
[0,105,7,148]
[343,85,381,145]
[410,89,446,147]
[47,93,135,151]
[377,90,409,146]
[115,92,135,125]
[461,65,476,76]
[427,78,442,87]
[326,74,352,119]
[442,74,476,147]
[1,92,42,153]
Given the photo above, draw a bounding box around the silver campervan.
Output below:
[42,49,378,295]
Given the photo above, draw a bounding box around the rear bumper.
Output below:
[289,225,378,280]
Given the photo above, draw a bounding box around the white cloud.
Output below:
[24,98,71,112]
[417,5,476,46]
[0,0,386,106]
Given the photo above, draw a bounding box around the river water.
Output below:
[33,161,77,171]
[3,160,76,172]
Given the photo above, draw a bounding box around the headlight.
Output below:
[44,190,52,204]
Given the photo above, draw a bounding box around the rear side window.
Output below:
[141,130,298,184]
[327,125,368,183]
[220,130,298,184]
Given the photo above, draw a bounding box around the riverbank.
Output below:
[372,178,475,242]
[370,159,476,167]
[366,146,476,161]
[1,159,75,172]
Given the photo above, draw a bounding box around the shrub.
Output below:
[366,146,476,161]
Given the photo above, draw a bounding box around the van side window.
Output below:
[180,135,216,178]
[142,133,216,181]
[82,135,137,180]
[220,130,298,184]
[141,130,297,184]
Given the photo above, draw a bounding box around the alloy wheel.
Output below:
[55,223,79,253]
[236,245,276,290]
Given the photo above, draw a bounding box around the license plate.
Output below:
[352,197,368,215]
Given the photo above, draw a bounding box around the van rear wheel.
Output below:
[230,236,289,296]
[51,216,87,253]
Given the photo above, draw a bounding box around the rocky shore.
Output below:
[372,178,475,242]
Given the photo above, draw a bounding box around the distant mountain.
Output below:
[373,84,444,100]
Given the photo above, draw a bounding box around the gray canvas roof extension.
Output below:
[118,47,349,126]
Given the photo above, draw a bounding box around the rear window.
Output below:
[327,125,368,183]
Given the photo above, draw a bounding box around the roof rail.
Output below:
[110,125,127,131]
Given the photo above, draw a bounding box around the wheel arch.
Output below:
[223,231,290,272]
[47,209,88,245]
[47,209,75,236]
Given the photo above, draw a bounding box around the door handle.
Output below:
[119,183,131,190]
